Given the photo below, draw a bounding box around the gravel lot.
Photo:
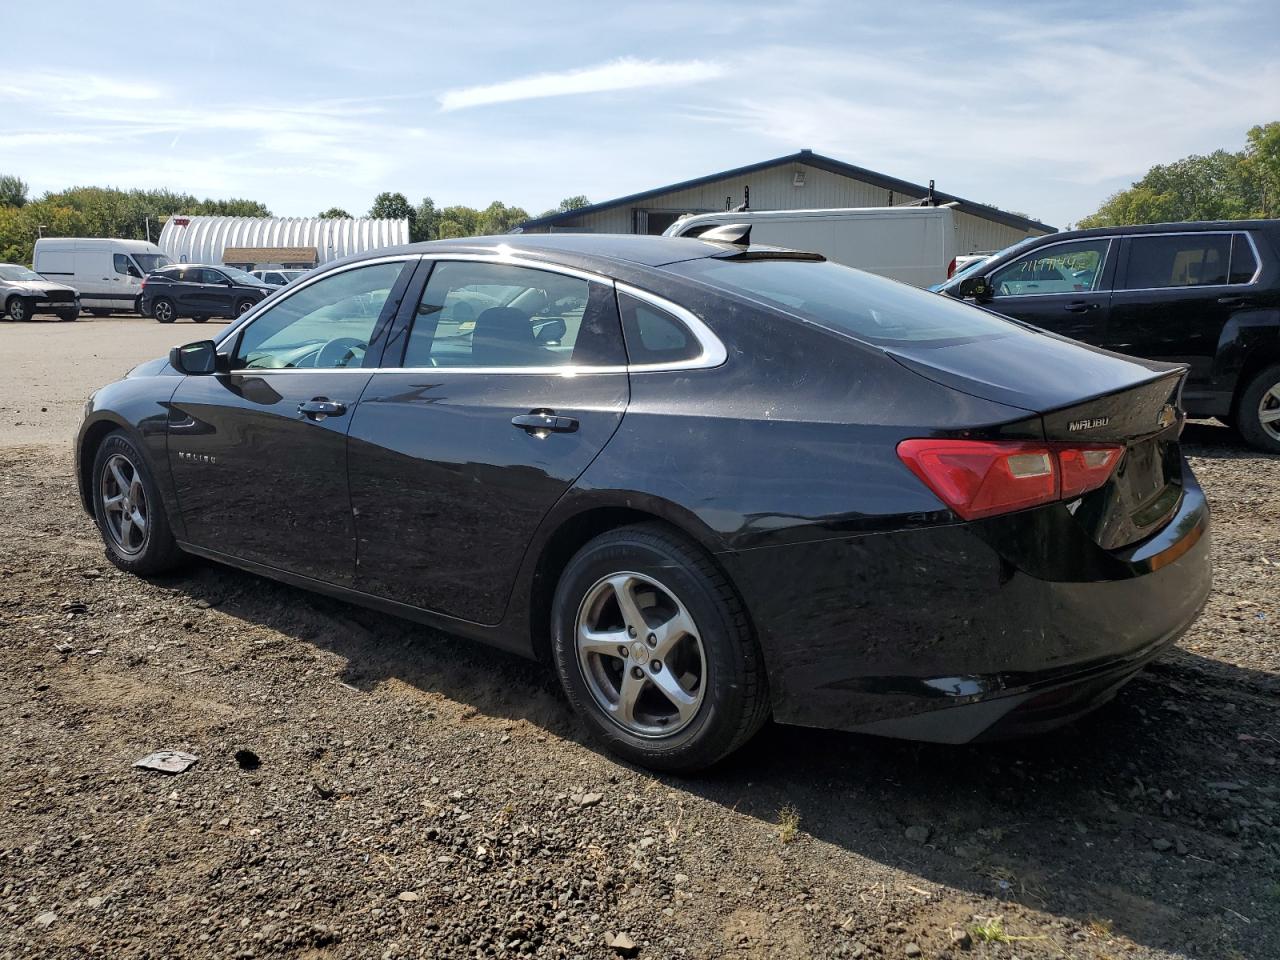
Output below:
[1,320,1277,959]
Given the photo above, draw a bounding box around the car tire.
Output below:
[56,307,79,322]
[152,298,177,323]
[6,296,32,321]
[1236,362,1280,454]
[550,523,769,771]
[90,309,112,318]
[192,315,210,323]
[234,299,255,317]
[90,431,184,576]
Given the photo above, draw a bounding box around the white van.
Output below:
[664,206,958,288]
[32,238,173,315]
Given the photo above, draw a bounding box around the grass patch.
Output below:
[969,916,1047,945]
[777,805,800,844]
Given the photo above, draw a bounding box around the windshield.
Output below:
[224,267,270,286]
[670,257,1023,346]
[135,253,172,273]
[0,265,43,281]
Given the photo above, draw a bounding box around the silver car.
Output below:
[1,263,80,321]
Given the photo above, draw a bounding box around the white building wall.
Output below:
[157,216,409,266]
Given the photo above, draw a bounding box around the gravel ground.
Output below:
[0,334,1277,958]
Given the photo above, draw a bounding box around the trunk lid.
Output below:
[888,333,1188,549]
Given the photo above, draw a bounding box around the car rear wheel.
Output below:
[550,523,769,771]
[56,307,79,321]
[193,314,210,323]
[152,298,176,323]
[90,309,112,317]
[1237,363,1280,454]
[91,432,184,575]
[6,296,31,321]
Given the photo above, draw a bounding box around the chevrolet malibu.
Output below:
[75,234,1211,770]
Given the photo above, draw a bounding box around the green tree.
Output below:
[0,174,28,208]
[412,196,439,242]
[318,207,352,219]
[476,200,530,235]
[368,191,416,232]
[1245,121,1280,217]
[437,204,480,239]
[538,195,590,218]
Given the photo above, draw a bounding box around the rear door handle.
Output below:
[1063,301,1098,313]
[511,411,579,434]
[298,398,347,420]
[1217,295,1249,307]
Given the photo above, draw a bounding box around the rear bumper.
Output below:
[722,463,1211,742]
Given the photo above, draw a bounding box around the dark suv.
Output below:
[939,220,1280,452]
[142,264,273,324]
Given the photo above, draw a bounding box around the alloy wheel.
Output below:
[575,571,707,738]
[100,453,149,556]
[1259,381,1280,442]
[153,300,174,322]
[9,298,27,321]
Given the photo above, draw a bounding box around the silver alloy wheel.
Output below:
[575,571,707,738]
[9,297,27,321]
[237,300,253,315]
[153,300,174,322]
[100,453,149,556]
[1259,381,1280,442]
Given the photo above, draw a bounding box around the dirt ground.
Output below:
[0,322,1277,959]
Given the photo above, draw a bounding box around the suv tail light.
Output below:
[947,257,958,279]
[897,439,1124,520]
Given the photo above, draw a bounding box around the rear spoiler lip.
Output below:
[1034,362,1188,421]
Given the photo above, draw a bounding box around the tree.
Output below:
[437,205,480,239]
[368,191,416,231]
[412,196,439,242]
[1245,121,1280,218]
[0,174,28,207]
[476,200,530,235]
[537,195,591,219]
[318,207,352,219]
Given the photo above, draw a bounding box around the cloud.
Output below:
[0,71,161,103]
[438,57,725,111]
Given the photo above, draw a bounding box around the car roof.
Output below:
[1031,218,1280,244]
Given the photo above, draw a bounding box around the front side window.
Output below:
[113,254,141,278]
[402,261,623,368]
[234,261,406,370]
[1121,234,1231,290]
[199,268,228,285]
[989,239,1110,297]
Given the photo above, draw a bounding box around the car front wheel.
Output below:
[1237,362,1280,454]
[235,299,255,316]
[90,431,184,575]
[550,523,769,771]
[6,296,31,321]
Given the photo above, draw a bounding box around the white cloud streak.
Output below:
[438,57,725,111]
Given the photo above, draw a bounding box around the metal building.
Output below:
[157,216,409,269]
[519,149,1054,253]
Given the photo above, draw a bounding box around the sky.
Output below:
[3,0,1279,230]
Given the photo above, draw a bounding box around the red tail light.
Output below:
[947,257,958,279]
[897,439,1124,520]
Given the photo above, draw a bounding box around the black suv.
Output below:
[141,264,273,324]
[939,220,1280,452]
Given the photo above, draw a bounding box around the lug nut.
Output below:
[650,660,662,673]
[627,625,637,638]
[617,645,629,658]
[631,666,644,680]
[646,633,657,647]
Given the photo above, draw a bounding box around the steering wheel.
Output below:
[315,337,367,368]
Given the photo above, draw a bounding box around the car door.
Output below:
[167,258,416,585]
[1105,232,1251,391]
[981,237,1116,342]
[346,258,630,624]
[199,267,236,315]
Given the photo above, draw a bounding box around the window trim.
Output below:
[987,238,1114,300]
[216,252,727,376]
[1113,230,1262,293]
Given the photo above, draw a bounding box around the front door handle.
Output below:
[511,411,579,435]
[298,398,347,420]
[1063,301,1099,313]
[1217,295,1249,307]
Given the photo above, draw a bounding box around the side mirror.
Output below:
[534,317,567,344]
[957,274,993,300]
[170,340,219,375]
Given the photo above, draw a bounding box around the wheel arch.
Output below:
[1229,341,1280,421]
[523,497,741,665]
[77,415,135,515]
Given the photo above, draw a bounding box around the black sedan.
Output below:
[141,263,273,323]
[75,234,1211,770]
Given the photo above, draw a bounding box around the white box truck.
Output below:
[663,206,958,288]
[32,238,173,315]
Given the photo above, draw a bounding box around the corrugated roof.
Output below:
[519,150,1054,234]
[158,216,409,266]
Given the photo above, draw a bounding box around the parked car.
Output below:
[665,206,958,288]
[937,220,1280,452]
[33,238,171,316]
[251,268,307,287]
[141,264,274,323]
[0,263,80,321]
[77,233,1210,770]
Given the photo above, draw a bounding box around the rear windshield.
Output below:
[669,258,1021,346]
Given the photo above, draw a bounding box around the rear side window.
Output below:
[1122,234,1231,289]
[618,293,699,364]
[669,257,1021,346]
[1229,234,1259,284]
